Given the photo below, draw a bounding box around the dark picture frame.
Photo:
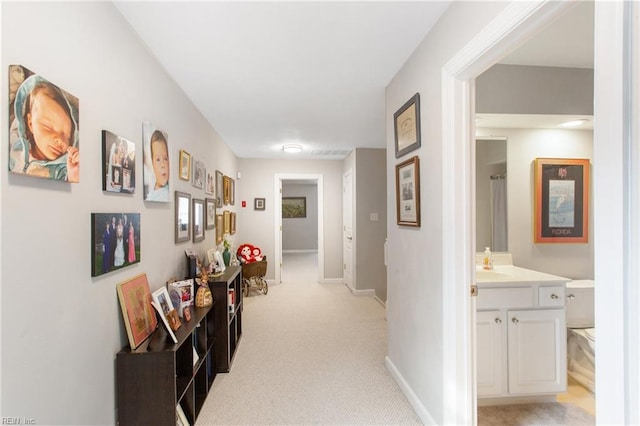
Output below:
[534,158,589,243]
[91,213,141,277]
[192,198,205,242]
[205,198,216,230]
[393,93,421,158]
[282,197,306,218]
[102,130,135,193]
[395,156,421,227]
[175,191,191,243]
[254,197,266,210]
[179,149,190,181]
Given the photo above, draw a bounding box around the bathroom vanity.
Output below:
[475,254,569,405]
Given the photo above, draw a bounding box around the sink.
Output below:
[475,269,514,282]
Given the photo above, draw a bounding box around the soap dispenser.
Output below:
[483,247,493,270]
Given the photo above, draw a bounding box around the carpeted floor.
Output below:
[478,402,595,425]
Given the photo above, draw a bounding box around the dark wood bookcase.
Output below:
[209,266,243,372]
[115,266,243,425]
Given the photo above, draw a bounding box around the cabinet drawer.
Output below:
[477,287,534,309]
[538,286,565,307]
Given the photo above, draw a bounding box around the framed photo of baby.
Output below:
[142,122,170,202]
[102,130,135,193]
[91,213,141,277]
[8,65,80,182]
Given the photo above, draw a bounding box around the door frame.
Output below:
[274,173,324,284]
[342,168,355,291]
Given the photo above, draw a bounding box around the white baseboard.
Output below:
[385,356,437,425]
[319,278,343,284]
[373,295,385,308]
[282,249,318,254]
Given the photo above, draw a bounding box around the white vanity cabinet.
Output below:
[476,272,567,402]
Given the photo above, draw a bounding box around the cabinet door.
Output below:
[507,309,566,395]
[476,310,506,397]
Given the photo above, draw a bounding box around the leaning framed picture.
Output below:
[91,213,141,277]
[395,156,420,227]
[393,93,421,158]
[193,198,205,242]
[534,158,589,243]
[116,273,158,350]
[175,191,191,243]
[152,287,182,332]
[179,150,191,181]
[205,198,216,230]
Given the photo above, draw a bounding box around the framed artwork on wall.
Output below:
[102,130,135,193]
[192,158,204,189]
[143,122,170,202]
[230,212,236,235]
[393,93,421,158]
[205,169,215,195]
[254,197,265,210]
[179,150,190,181]
[8,64,80,183]
[215,214,224,245]
[91,213,140,277]
[116,273,157,350]
[175,191,191,243]
[534,158,590,243]
[282,197,306,218]
[193,198,205,242]
[223,210,231,234]
[223,175,231,205]
[215,170,224,207]
[395,156,420,227]
[205,198,216,230]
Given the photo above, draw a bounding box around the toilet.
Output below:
[566,279,595,393]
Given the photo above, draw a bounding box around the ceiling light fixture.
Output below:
[282,144,303,153]
[560,119,588,128]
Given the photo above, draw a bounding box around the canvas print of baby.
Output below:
[142,122,170,202]
[8,65,80,182]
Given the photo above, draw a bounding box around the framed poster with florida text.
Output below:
[534,158,589,243]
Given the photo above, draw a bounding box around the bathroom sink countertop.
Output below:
[475,265,569,286]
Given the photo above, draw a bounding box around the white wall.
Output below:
[1,3,237,424]
[385,2,508,423]
[476,128,593,279]
[282,183,318,251]
[236,158,343,280]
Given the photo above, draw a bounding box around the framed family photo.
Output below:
[395,156,420,227]
[534,158,589,243]
[91,213,140,277]
[102,130,135,193]
[394,93,421,158]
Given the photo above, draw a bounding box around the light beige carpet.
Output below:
[478,402,595,425]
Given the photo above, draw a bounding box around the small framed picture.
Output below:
[215,170,224,207]
[179,150,191,181]
[205,198,216,230]
[193,198,205,242]
[193,159,205,189]
[152,286,181,333]
[395,155,420,227]
[205,169,215,195]
[223,176,231,205]
[230,212,236,235]
[215,214,224,244]
[394,93,421,158]
[175,191,191,243]
[254,197,265,210]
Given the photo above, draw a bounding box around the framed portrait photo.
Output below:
[193,198,205,242]
[205,198,216,230]
[393,93,421,158]
[395,156,420,227]
[175,191,191,243]
[534,158,590,243]
[152,287,181,333]
[143,122,170,202]
[179,150,191,181]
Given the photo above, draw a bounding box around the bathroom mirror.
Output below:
[476,138,507,252]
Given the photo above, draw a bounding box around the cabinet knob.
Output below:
[551,294,559,299]
[494,318,502,324]
[512,317,519,324]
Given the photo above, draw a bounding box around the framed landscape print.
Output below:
[102,130,135,193]
[395,156,420,227]
[116,273,157,350]
[179,150,190,181]
[393,93,421,158]
[282,197,306,218]
[534,158,589,243]
[8,64,80,183]
[91,213,140,277]
[143,122,169,202]
[175,191,191,243]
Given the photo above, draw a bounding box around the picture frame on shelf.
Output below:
[395,155,421,227]
[175,191,191,243]
[205,198,216,230]
[116,273,158,350]
[215,214,224,244]
[152,287,182,332]
[205,169,215,195]
[102,130,135,193]
[393,93,421,158]
[534,157,590,243]
[142,122,170,202]
[230,212,236,235]
[215,170,224,207]
[193,198,205,242]
[254,197,265,210]
[167,278,194,319]
[192,158,205,189]
[91,213,141,277]
[150,300,178,344]
[282,197,306,218]
[179,150,190,181]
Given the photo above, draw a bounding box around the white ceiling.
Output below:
[114,1,451,160]
[114,1,594,160]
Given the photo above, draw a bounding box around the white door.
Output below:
[343,170,353,289]
[476,310,506,397]
[508,308,567,395]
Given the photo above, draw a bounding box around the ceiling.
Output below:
[114,1,593,160]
